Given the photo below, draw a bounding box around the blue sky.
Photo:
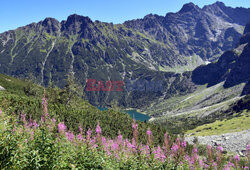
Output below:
[1,0,250,33]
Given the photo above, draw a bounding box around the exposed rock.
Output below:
[185,129,250,156]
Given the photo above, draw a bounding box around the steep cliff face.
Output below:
[124,2,249,62]
[192,21,250,90]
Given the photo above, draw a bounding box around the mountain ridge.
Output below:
[0,2,250,108]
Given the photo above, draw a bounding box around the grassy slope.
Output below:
[148,81,249,134]
[186,110,250,136]
[146,82,245,117]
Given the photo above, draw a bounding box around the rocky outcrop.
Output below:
[185,129,250,156]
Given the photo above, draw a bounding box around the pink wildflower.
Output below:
[30,131,34,140]
[52,118,56,124]
[132,119,138,143]
[171,144,179,152]
[66,132,75,141]
[58,122,66,133]
[217,146,223,152]
[87,128,91,141]
[21,113,26,122]
[77,134,83,141]
[192,147,198,154]
[96,122,102,134]
[33,120,38,128]
[181,141,187,148]
[117,132,122,144]
[146,128,152,136]
[132,119,138,129]
[234,155,240,161]
[78,124,83,134]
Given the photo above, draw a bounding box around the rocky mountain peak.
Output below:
[179,2,200,13]
[41,17,61,33]
[214,1,226,8]
[61,14,93,34]
[66,14,92,24]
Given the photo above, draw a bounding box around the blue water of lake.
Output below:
[98,107,151,122]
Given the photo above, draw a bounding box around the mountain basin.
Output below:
[98,107,151,122]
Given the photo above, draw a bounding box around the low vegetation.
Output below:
[0,100,249,169]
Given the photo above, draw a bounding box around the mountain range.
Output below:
[0,1,250,109]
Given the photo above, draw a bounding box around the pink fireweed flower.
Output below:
[66,132,75,141]
[28,119,33,127]
[102,137,107,145]
[21,113,26,123]
[153,146,165,162]
[207,145,212,150]
[45,112,49,118]
[58,122,67,133]
[106,148,111,156]
[181,141,187,148]
[228,161,235,167]
[42,97,47,105]
[171,144,179,153]
[30,130,34,140]
[87,128,91,141]
[111,142,119,151]
[192,147,198,154]
[78,124,83,134]
[41,115,45,123]
[223,165,230,170]
[247,145,250,156]
[0,109,2,116]
[51,118,56,125]
[217,146,223,152]
[77,133,83,141]
[147,128,152,136]
[33,120,38,128]
[234,155,240,161]
[207,145,213,163]
[132,122,138,129]
[147,128,153,145]
[199,160,204,167]
[164,132,170,151]
[96,122,102,134]
[117,132,122,144]
[132,119,138,143]
[213,162,218,169]
[216,145,223,165]
[204,164,209,169]
[47,125,52,131]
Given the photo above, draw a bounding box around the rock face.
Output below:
[124,2,249,62]
[192,21,250,90]
[185,129,250,156]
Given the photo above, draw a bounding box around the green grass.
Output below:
[186,110,250,136]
